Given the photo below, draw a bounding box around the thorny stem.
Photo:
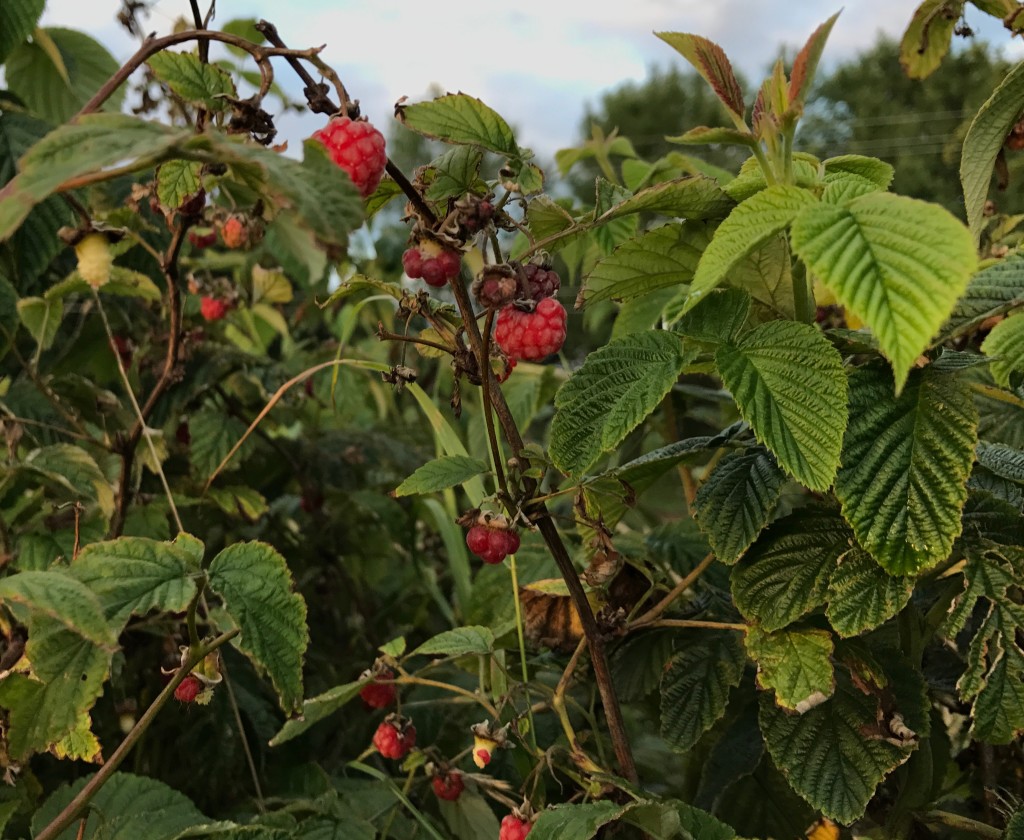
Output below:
[918,811,1002,839]
[265,20,638,785]
[35,630,240,840]
[644,619,747,633]
[480,309,509,500]
[551,639,603,774]
[631,553,716,628]
[509,553,539,754]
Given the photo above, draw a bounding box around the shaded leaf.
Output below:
[0,0,44,65]
[835,365,978,574]
[412,626,494,657]
[148,50,235,110]
[597,175,733,223]
[943,255,1024,339]
[899,0,961,79]
[825,548,912,638]
[746,625,835,711]
[269,681,365,746]
[394,455,489,497]
[981,312,1024,387]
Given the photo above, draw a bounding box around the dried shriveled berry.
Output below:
[522,263,560,301]
[432,770,465,801]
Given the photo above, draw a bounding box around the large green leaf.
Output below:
[0,570,116,759]
[692,447,787,564]
[394,455,489,497]
[982,313,1024,387]
[730,508,845,632]
[424,145,485,203]
[684,185,817,315]
[596,176,733,223]
[33,772,209,840]
[148,50,236,111]
[580,221,710,306]
[961,60,1024,243]
[792,192,976,392]
[746,625,835,711]
[208,542,309,713]
[529,801,632,840]
[399,93,518,156]
[835,365,978,574]
[550,331,693,477]
[69,536,199,631]
[825,548,912,638]
[660,632,745,752]
[0,0,44,65]
[759,676,916,824]
[5,28,124,124]
[670,287,750,342]
[720,234,795,320]
[716,320,848,491]
[269,680,365,747]
[942,255,1024,339]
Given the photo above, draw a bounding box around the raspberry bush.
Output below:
[1,2,1024,839]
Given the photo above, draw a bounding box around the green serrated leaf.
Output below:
[670,287,750,341]
[693,447,787,564]
[189,408,250,478]
[521,195,578,253]
[580,221,710,306]
[899,0,961,79]
[655,33,746,121]
[823,155,894,191]
[424,145,484,203]
[148,50,236,110]
[684,185,816,315]
[24,443,114,515]
[660,632,745,752]
[610,630,677,702]
[32,771,209,840]
[746,625,835,711]
[550,331,693,477]
[0,0,44,65]
[791,192,977,392]
[943,255,1024,339]
[5,28,124,125]
[394,455,489,497]
[156,159,203,210]
[976,441,1024,484]
[716,320,847,491]
[731,507,850,632]
[269,681,365,746]
[759,675,915,824]
[835,365,978,574]
[399,93,518,156]
[982,313,1024,387]
[596,175,733,223]
[825,548,912,637]
[69,537,198,631]
[412,626,494,657]
[529,801,641,840]
[208,542,309,713]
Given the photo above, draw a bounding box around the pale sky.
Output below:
[38,0,1024,162]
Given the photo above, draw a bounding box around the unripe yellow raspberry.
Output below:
[75,233,113,289]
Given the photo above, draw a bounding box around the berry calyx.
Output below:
[466,524,520,565]
[373,716,416,760]
[175,674,202,703]
[312,116,387,198]
[522,263,561,301]
[359,666,397,709]
[494,298,567,362]
[200,297,230,322]
[403,241,461,287]
[432,770,465,801]
[499,814,532,840]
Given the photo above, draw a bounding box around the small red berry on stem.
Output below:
[499,814,532,840]
[200,297,230,322]
[494,298,567,362]
[373,715,416,760]
[312,116,387,198]
[175,674,202,703]
[188,227,217,249]
[432,769,465,801]
[403,241,461,288]
[466,524,520,565]
[359,666,396,709]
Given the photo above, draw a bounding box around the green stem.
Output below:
[35,629,240,840]
[792,259,814,325]
[348,762,447,840]
[750,144,777,186]
[509,553,539,754]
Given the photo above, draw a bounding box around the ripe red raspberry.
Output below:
[312,116,387,198]
[220,216,247,249]
[373,718,416,760]
[499,814,532,840]
[523,264,560,301]
[494,298,567,362]
[175,674,202,703]
[402,242,461,287]
[200,297,229,322]
[359,667,396,709]
[466,525,520,564]
[432,770,465,801]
